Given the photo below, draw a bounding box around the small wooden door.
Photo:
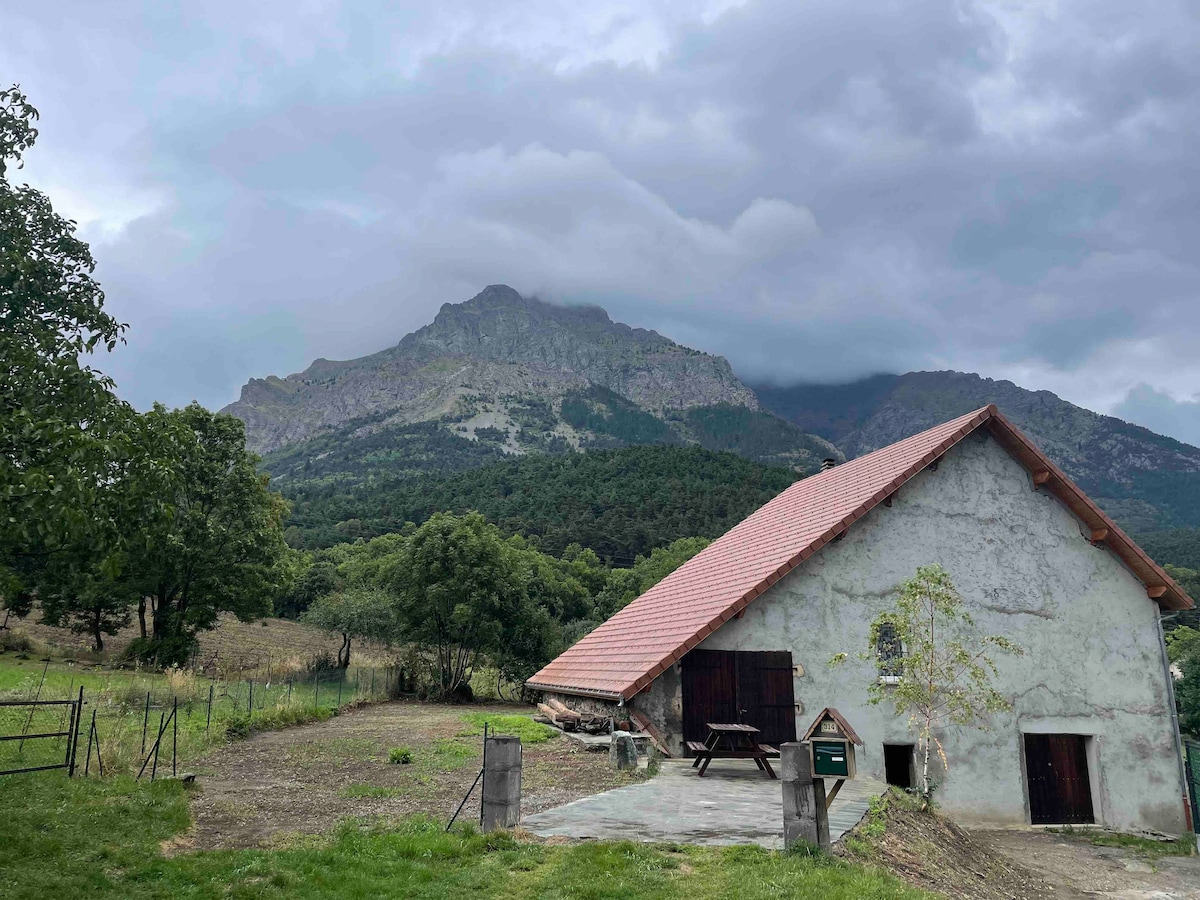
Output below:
[1024,734,1095,825]
[681,649,797,751]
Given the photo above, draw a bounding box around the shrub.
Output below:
[125,635,195,669]
[0,630,32,653]
[304,650,340,677]
[224,713,252,739]
[389,746,413,765]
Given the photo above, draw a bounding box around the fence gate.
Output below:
[1185,741,1200,831]
[0,687,83,777]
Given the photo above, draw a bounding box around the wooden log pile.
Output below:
[534,699,613,734]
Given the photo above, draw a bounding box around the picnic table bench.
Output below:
[688,723,779,778]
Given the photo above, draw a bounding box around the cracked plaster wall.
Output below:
[676,431,1186,833]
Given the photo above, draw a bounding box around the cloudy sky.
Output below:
[7,1,1200,443]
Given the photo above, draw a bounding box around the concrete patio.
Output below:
[522,758,886,849]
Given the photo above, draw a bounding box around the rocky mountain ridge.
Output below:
[224,285,830,473]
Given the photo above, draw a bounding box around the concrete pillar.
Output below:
[781,741,830,852]
[481,736,521,832]
[609,731,637,770]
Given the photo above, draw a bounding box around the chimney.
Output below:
[821,458,837,471]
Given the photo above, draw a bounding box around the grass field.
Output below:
[0,774,931,899]
[0,653,389,776]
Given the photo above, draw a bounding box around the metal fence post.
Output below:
[248,680,254,714]
[172,697,178,777]
[84,710,96,777]
[206,682,214,734]
[67,686,84,777]
[144,690,152,748]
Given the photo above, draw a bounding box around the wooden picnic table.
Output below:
[686,722,779,779]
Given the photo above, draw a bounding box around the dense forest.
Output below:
[277,445,800,562]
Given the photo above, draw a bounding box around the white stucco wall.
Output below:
[679,430,1185,833]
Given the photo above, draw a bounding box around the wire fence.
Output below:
[0,664,406,779]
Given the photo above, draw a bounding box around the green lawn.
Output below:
[0,655,374,775]
[0,774,930,899]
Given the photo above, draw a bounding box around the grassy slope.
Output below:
[0,655,356,775]
[0,775,929,900]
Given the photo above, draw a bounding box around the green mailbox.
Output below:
[812,740,851,777]
[803,707,863,780]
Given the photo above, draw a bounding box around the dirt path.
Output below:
[182,701,639,850]
[976,830,1200,899]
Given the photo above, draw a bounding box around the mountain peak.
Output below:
[223,284,757,452]
[430,284,617,334]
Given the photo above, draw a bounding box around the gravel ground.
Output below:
[180,700,640,850]
[976,829,1200,899]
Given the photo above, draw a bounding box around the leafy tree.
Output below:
[832,564,1022,808]
[594,537,710,619]
[389,512,536,698]
[109,404,291,664]
[555,543,609,598]
[1177,653,1200,737]
[0,85,127,607]
[304,588,396,668]
[1166,626,1200,666]
[274,552,339,618]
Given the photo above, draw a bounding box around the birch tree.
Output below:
[834,564,1022,808]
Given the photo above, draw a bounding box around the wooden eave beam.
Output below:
[1148,585,1168,600]
[1032,470,1051,486]
[1091,527,1108,543]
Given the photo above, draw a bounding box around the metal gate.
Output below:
[0,687,83,777]
[1184,740,1200,831]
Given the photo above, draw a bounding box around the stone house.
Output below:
[527,406,1194,834]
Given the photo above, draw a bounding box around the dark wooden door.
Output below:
[1024,734,1095,825]
[681,649,797,752]
[735,651,797,748]
[682,649,737,747]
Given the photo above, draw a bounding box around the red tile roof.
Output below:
[526,405,1194,701]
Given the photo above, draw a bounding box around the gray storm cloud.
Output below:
[5,0,1199,443]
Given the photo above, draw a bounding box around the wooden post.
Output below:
[781,741,830,852]
[481,735,522,832]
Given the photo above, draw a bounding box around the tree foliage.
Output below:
[278,444,798,561]
[593,537,710,619]
[0,85,127,606]
[832,564,1022,807]
[388,513,542,697]
[304,588,396,668]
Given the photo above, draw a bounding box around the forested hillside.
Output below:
[280,445,799,562]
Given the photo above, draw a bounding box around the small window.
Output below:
[877,622,903,683]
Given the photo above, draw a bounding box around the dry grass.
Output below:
[7,608,391,678]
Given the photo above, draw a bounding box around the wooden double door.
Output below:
[681,649,797,752]
[1024,734,1095,824]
